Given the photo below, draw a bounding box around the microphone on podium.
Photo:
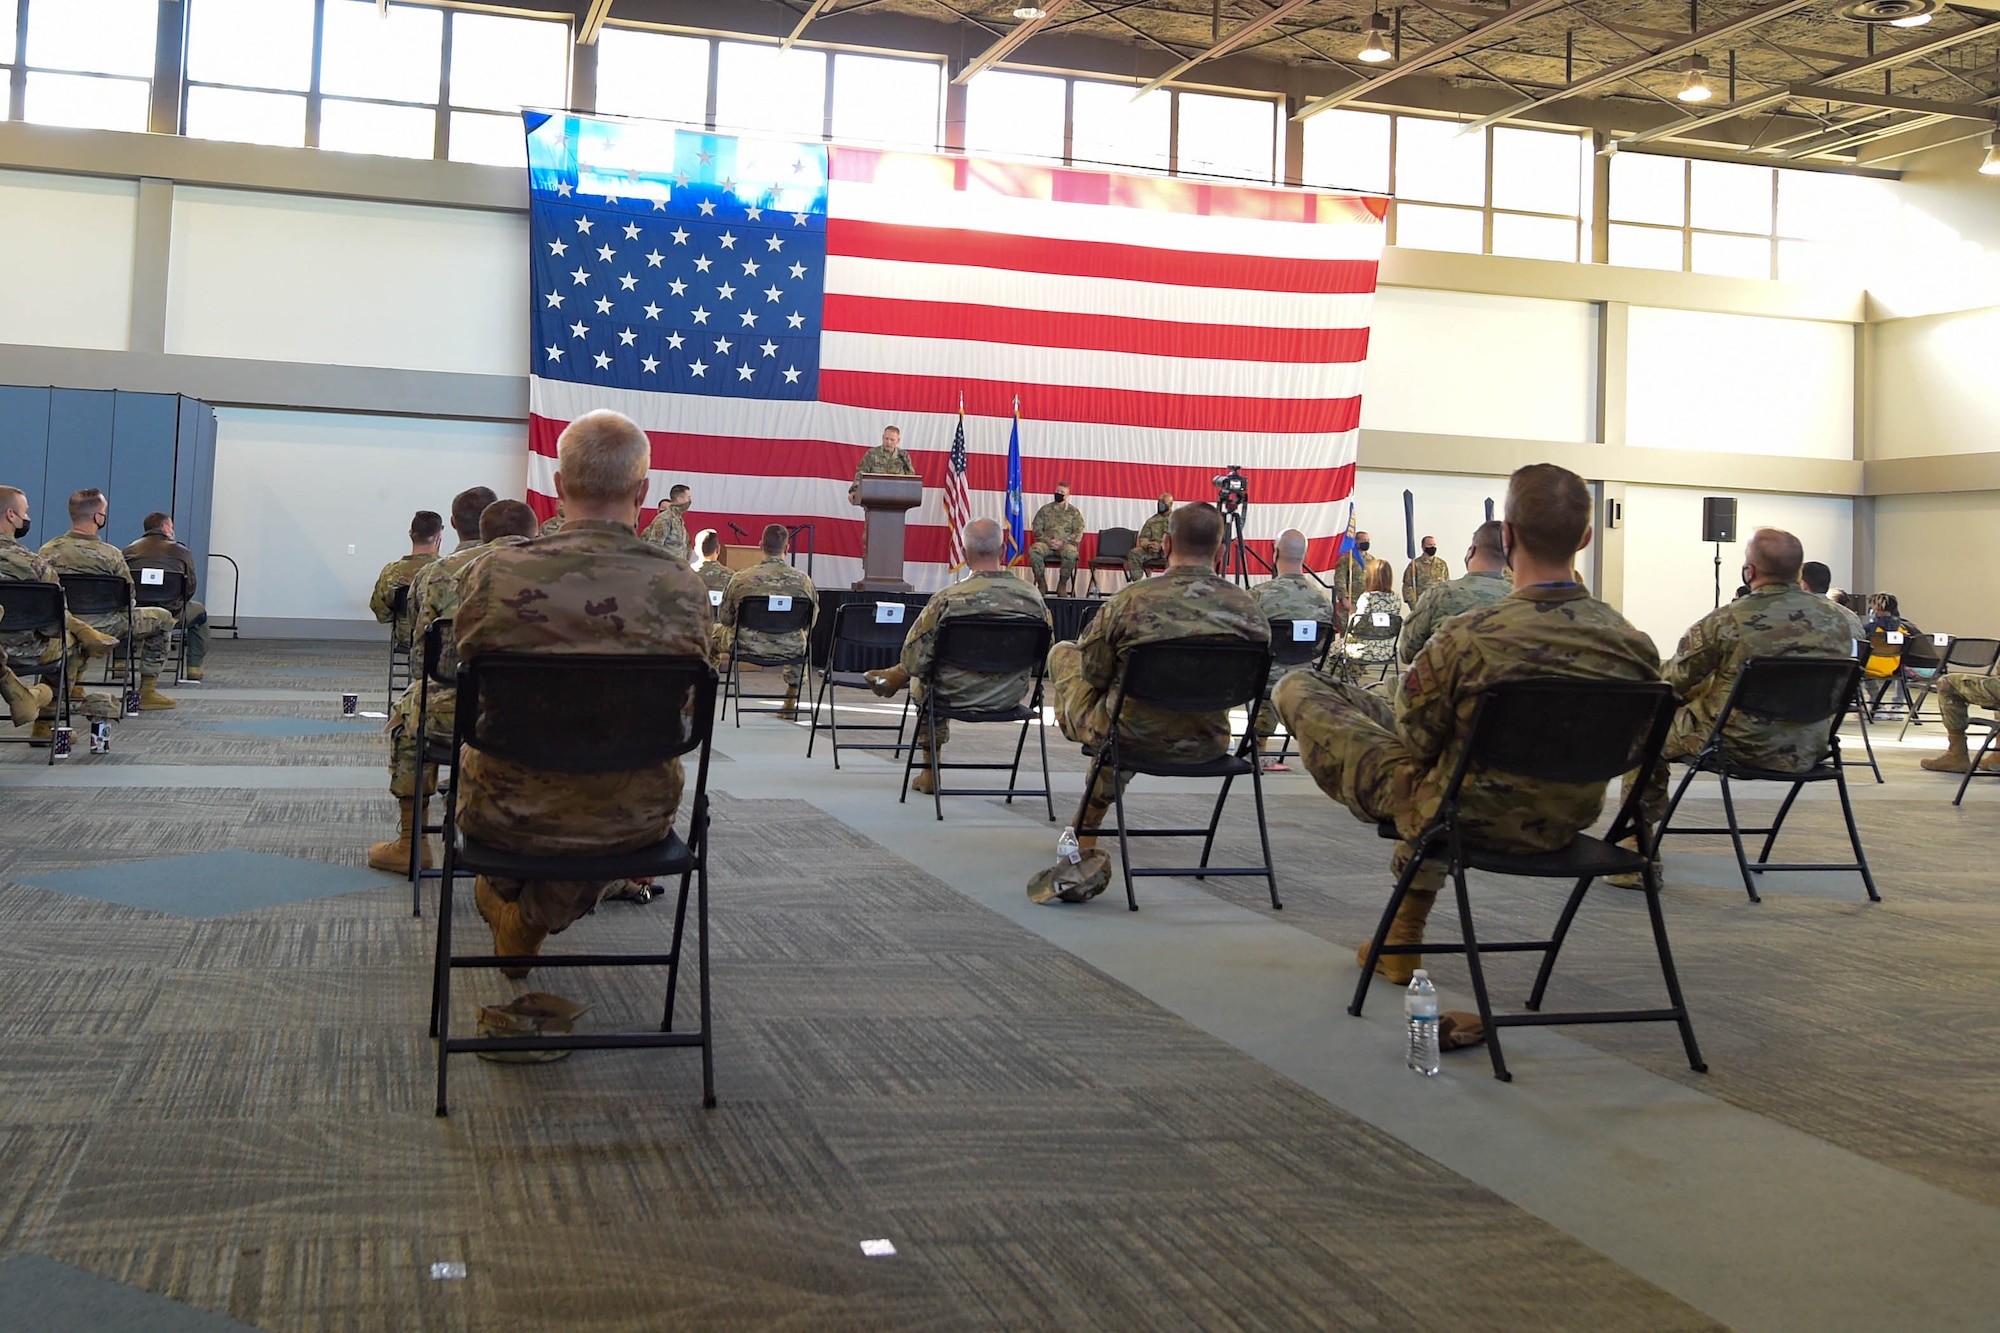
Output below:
[728,522,749,539]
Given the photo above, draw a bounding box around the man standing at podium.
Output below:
[848,425,916,502]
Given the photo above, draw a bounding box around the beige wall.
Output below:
[1874,491,2000,638]
[1868,306,2000,461]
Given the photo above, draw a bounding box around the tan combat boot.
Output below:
[136,675,177,710]
[1357,889,1437,986]
[366,797,434,872]
[1922,733,1973,773]
[866,665,910,697]
[2,676,52,728]
[475,876,548,979]
[68,619,120,654]
[911,742,938,795]
[182,666,204,682]
[776,685,801,721]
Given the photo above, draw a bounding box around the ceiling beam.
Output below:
[1785,82,1998,120]
[1292,0,1571,120]
[577,0,614,44]
[951,0,1079,84]
[1129,0,1322,98]
[1616,19,2000,147]
[780,0,839,49]
[1455,0,1820,137]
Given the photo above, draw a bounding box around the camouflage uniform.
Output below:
[41,532,176,677]
[1330,552,1390,608]
[1399,570,1511,663]
[384,536,528,799]
[537,509,564,537]
[1402,553,1450,602]
[853,444,917,484]
[1641,584,1857,814]
[1823,595,1864,643]
[697,562,734,596]
[1125,498,1172,581]
[370,552,435,652]
[0,536,66,718]
[901,570,1051,746]
[1937,674,2000,731]
[455,518,714,935]
[1028,499,1086,595]
[716,556,818,688]
[1344,590,1407,666]
[124,527,209,670]
[1249,573,1337,739]
[1049,565,1269,830]
[1275,585,1662,893]
[639,500,691,565]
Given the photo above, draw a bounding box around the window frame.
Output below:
[9,0,162,131]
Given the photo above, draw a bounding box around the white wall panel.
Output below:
[1360,287,1597,444]
[1626,308,1853,460]
[0,169,136,351]
[1875,492,2000,638]
[1868,307,2000,460]
[1619,484,1853,655]
[208,407,526,627]
[166,187,528,375]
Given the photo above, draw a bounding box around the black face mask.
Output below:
[1422,544,1436,556]
[1157,501,1170,515]
[10,518,26,541]
[1355,541,1370,554]
[1054,494,1068,504]
[93,513,106,532]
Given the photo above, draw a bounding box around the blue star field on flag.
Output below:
[525,112,828,400]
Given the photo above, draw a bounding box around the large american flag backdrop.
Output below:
[523,112,1386,589]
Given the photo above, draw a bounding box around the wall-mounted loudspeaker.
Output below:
[1701,497,1737,544]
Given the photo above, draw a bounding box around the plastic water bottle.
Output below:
[1056,826,1082,865]
[1405,970,1440,1076]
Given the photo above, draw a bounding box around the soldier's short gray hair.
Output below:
[557,410,651,501]
[1275,529,1308,562]
[964,517,1003,559]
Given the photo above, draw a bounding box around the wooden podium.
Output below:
[853,473,923,592]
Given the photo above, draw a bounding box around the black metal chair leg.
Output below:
[1660,762,1698,832]
[1247,754,1280,909]
[1002,712,1032,806]
[1716,774,1761,903]
[1449,859,1509,1082]
[1756,781,1807,865]
[433,854,455,1117]
[1640,874,1708,1073]
[1525,875,1595,1011]
[1833,769,1881,902]
[930,723,944,823]
[1348,863,1416,1018]
[1953,726,1996,807]
[697,837,715,1109]
[662,863,694,1033]
[1194,773,1235,879]
[1109,752,1138,912]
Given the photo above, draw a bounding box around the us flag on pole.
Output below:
[522,113,1385,588]
[945,398,971,572]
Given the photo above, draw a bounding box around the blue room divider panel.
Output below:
[42,390,116,532]
[109,392,181,549]
[0,387,51,506]
[177,398,217,574]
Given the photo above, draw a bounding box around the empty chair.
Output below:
[808,600,914,767]
[1899,635,2000,740]
[1078,638,1280,912]
[1657,656,1879,904]
[1350,678,1705,1084]
[1086,528,1138,597]
[429,653,719,1115]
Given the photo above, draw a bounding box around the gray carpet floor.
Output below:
[2,637,1985,1329]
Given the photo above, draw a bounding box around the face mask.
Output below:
[1355,541,1370,554]
[1055,494,1068,504]
[1422,544,1436,556]
[671,498,691,513]
[92,513,106,532]
[9,518,26,541]
[1157,501,1170,515]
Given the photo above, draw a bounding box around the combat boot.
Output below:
[911,742,938,794]
[1922,733,1974,773]
[866,665,910,697]
[1356,889,1436,985]
[475,876,547,979]
[69,619,120,654]
[182,666,204,682]
[2,676,52,728]
[136,675,177,710]
[366,797,433,873]
[776,685,801,721]
[31,719,52,742]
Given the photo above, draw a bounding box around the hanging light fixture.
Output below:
[1357,10,1394,64]
[1979,126,2000,176]
[1677,55,1714,103]
[1012,5,1046,18]
[1889,10,1933,25]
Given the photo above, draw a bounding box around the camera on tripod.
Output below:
[1213,465,1248,515]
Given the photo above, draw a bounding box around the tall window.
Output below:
[964,69,1065,161]
[1608,152,1880,282]
[595,27,707,126]
[714,41,825,141]
[316,0,443,158]
[830,52,940,151]
[446,11,569,167]
[184,0,312,146]
[1304,110,1590,261]
[20,0,159,132]
[966,72,1278,182]
[1176,91,1276,182]
[1069,79,1168,173]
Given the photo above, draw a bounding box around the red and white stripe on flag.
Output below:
[528,144,1386,590]
[944,413,971,572]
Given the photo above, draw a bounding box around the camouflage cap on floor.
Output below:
[1027,849,1112,905]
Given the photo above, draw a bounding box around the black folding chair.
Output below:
[408,617,460,914]
[1953,714,2000,807]
[1249,617,1334,764]
[1899,635,1999,740]
[57,572,137,708]
[1860,627,1913,720]
[0,581,70,765]
[1086,527,1138,596]
[1350,678,1705,1084]
[720,595,814,726]
[1658,657,1879,904]
[1341,606,1403,687]
[130,565,190,686]
[807,600,913,767]
[429,653,718,1116]
[386,584,413,709]
[900,615,1054,821]
[1080,638,1279,912]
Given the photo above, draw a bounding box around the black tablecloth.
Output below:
[810,591,1103,668]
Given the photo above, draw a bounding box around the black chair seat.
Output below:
[737,649,805,667]
[452,829,692,881]
[827,670,882,690]
[420,734,455,766]
[932,701,1036,725]
[1462,835,1642,879]
[1685,755,1838,784]
[1119,752,1255,779]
